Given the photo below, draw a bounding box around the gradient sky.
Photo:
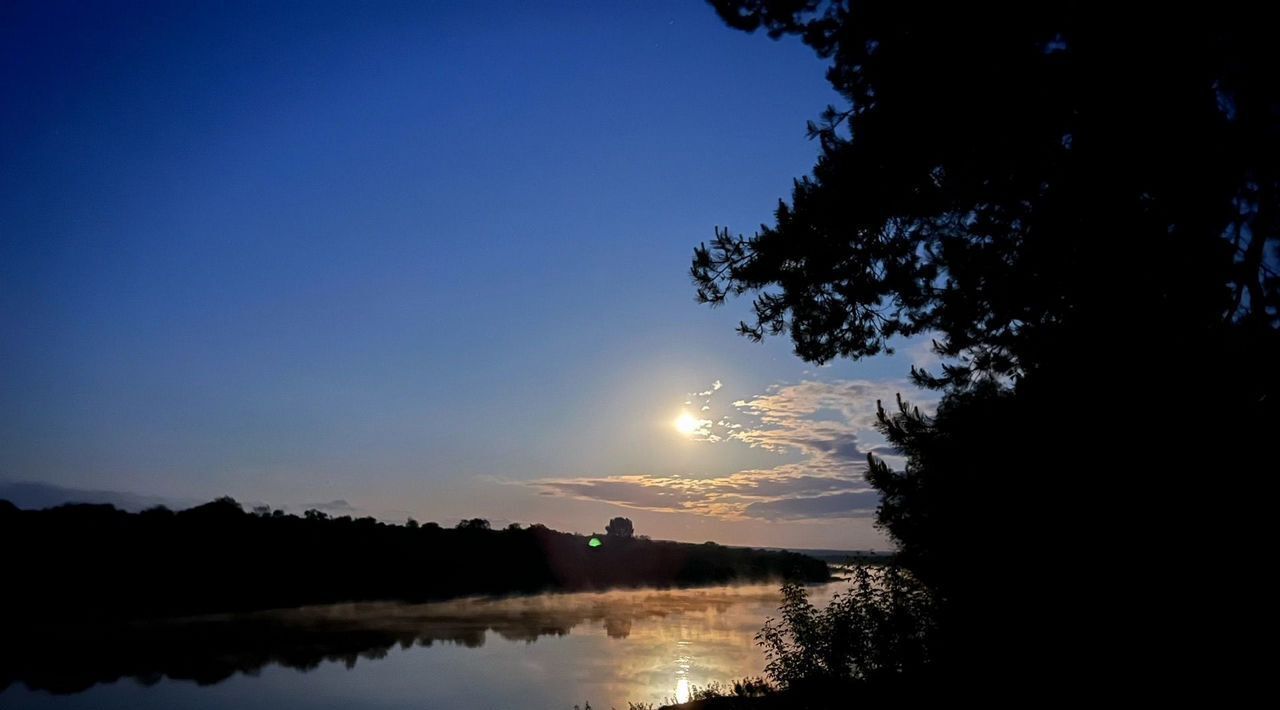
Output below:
[1,1,934,549]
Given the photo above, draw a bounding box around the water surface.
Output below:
[1,581,844,709]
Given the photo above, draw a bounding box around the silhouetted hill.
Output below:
[0,497,829,624]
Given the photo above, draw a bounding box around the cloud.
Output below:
[532,466,873,520]
[680,380,728,442]
[299,499,357,514]
[908,337,944,373]
[743,490,882,520]
[533,378,935,522]
[726,379,926,475]
[0,481,198,512]
[691,380,722,398]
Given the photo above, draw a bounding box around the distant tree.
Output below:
[252,505,271,517]
[304,509,329,522]
[139,505,173,520]
[211,496,242,512]
[505,522,523,532]
[184,497,243,521]
[605,517,634,538]
[1,495,828,633]
[422,521,441,531]
[405,517,419,529]
[456,518,490,531]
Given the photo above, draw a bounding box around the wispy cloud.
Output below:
[532,379,934,522]
[743,490,882,520]
[533,467,875,519]
[299,499,357,514]
[907,337,943,373]
[690,380,722,399]
[727,379,910,473]
[681,379,725,442]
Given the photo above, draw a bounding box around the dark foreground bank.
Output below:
[650,677,945,710]
[0,497,829,622]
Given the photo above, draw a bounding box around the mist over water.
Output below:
[1,581,845,709]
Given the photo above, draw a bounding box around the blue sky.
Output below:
[1,1,931,549]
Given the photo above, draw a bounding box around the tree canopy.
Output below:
[696,1,1277,388]
[697,0,1277,693]
[605,516,635,538]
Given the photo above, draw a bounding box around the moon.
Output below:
[674,412,701,436]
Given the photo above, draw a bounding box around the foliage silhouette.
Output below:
[757,566,933,691]
[606,516,635,538]
[0,497,828,627]
[696,0,1278,695]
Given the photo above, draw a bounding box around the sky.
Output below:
[1,1,936,550]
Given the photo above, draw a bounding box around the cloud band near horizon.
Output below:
[531,379,933,522]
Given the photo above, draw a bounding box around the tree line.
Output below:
[0,497,828,624]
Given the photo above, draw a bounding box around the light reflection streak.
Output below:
[674,639,692,703]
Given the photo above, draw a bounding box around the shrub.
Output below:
[731,677,771,697]
[757,565,935,689]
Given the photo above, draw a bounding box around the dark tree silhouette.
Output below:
[697,3,1277,369]
[605,517,634,538]
[757,566,933,692]
[697,0,1277,695]
[0,498,828,629]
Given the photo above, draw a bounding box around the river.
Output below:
[1,581,845,709]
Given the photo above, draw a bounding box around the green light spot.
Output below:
[588,537,602,548]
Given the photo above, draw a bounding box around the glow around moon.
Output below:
[674,412,710,437]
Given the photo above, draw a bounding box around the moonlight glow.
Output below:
[674,412,701,436]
